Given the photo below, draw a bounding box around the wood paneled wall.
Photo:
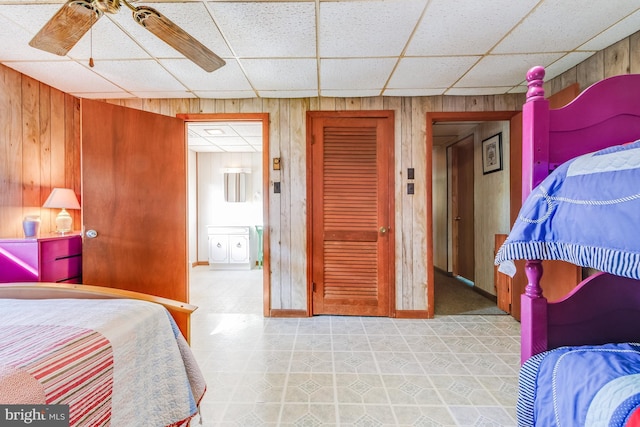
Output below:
[0,66,81,238]
[1,29,638,312]
[103,94,524,312]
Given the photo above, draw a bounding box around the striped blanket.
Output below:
[495,141,640,279]
[0,299,206,427]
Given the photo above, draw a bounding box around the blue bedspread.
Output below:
[495,141,640,279]
[518,343,640,426]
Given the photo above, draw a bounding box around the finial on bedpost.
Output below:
[526,66,546,101]
[524,260,544,298]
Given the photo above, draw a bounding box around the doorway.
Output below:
[428,111,519,317]
[179,113,270,317]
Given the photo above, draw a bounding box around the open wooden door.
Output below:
[307,111,394,316]
[451,135,475,282]
[80,99,189,337]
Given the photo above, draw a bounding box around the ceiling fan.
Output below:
[29,0,226,72]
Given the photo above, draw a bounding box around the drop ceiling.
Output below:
[188,121,262,152]
[0,0,638,100]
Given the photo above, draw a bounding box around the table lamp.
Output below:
[43,188,81,233]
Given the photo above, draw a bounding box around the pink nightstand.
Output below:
[0,232,82,283]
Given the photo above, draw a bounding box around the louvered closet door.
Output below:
[308,112,394,316]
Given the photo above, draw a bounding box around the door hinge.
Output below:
[312,282,316,292]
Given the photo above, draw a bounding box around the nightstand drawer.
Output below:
[40,256,82,283]
[40,236,82,261]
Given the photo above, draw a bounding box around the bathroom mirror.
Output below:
[224,172,247,202]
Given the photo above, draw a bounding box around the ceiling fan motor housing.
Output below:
[93,0,120,14]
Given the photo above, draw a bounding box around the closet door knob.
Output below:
[236,243,242,248]
[217,243,222,248]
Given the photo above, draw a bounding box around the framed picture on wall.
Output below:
[482,133,502,174]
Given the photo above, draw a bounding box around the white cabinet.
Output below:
[208,226,252,269]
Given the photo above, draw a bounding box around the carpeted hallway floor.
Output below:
[434,269,507,315]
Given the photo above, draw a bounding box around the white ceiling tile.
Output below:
[242,59,317,91]
[209,1,316,58]
[578,9,640,51]
[4,60,125,94]
[206,136,248,146]
[0,4,62,33]
[89,59,187,92]
[109,2,232,60]
[161,58,252,91]
[188,136,213,146]
[543,52,597,81]
[68,17,151,60]
[456,53,564,87]
[321,58,396,91]
[493,0,640,53]
[509,85,528,94]
[0,5,69,61]
[388,56,481,89]
[229,123,263,137]
[319,0,427,57]
[407,0,539,56]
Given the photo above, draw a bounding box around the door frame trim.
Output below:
[426,111,519,318]
[177,113,271,317]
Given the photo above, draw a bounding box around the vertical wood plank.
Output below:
[289,98,308,310]
[604,38,631,77]
[22,76,41,212]
[0,65,24,237]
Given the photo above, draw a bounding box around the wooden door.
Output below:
[307,111,394,316]
[80,99,189,336]
[451,135,474,282]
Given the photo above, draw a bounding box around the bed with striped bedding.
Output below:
[0,298,206,427]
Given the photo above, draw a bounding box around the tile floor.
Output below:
[189,266,521,426]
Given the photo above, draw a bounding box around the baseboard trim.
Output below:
[395,310,430,319]
[192,261,208,267]
[270,309,308,318]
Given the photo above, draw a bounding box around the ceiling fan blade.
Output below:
[132,6,225,73]
[29,0,103,56]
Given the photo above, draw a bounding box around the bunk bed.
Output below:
[495,66,640,427]
[0,283,205,426]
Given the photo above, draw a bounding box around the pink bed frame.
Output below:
[519,66,640,364]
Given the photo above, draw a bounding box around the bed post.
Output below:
[522,66,550,203]
[521,259,547,364]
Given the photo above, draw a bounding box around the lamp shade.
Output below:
[43,188,81,210]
